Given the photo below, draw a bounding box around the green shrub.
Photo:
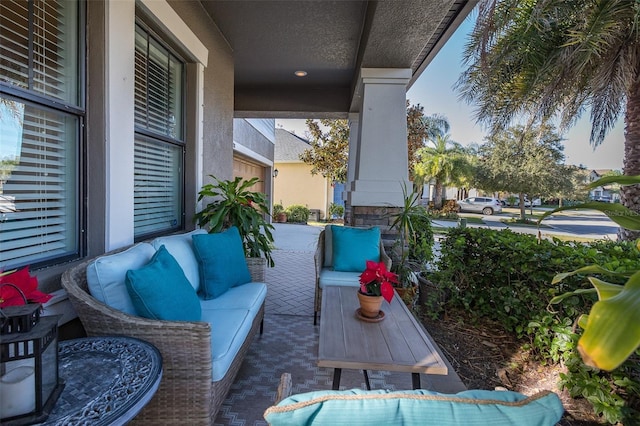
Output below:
[329,203,344,218]
[432,227,640,423]
[285,205,310,223]
[273,203,284,216]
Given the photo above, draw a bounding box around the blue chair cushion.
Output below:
[331,226,380,272]
[192,227,252,299]
[318,269,361,288]
[125,245,202,321]
[264,388,564,426]
[86,242,156,315]
[151,229,207,292]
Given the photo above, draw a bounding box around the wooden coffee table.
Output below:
[318,286,448,390]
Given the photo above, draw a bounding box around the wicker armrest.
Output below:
[61,259,213,374]
[275,373,293,404]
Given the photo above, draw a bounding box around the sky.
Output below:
[277,13,625,171]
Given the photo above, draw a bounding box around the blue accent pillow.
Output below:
[331,226,380,272]
[264,388,564,426]
[192,227,252,299]
[125,245,201,321]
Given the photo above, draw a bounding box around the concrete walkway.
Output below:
[264,223,322,317]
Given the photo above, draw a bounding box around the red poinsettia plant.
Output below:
[0,267,52,308]
[359,260,398,303]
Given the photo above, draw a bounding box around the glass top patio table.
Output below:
[40,336,162,425]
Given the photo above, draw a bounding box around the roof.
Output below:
[274,128,312,162]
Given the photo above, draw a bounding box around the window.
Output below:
[0,0,82,270]
[133,23,184,239]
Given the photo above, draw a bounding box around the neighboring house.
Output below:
[273,129,333,220]
[0,0,475,325]
[588,169,620,202]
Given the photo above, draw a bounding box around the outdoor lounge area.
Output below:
[208,224,467,424]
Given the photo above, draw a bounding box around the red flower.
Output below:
[0,267,52,308]
[358,260,398,303]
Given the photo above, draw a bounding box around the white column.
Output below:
[105,0,135,250]
[344,113,360,203]
[347,68,412,207]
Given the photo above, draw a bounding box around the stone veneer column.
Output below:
[345,68,412,241]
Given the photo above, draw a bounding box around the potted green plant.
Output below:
[195,176,275,267]
[389,184,434,306]
[273,204,287,223]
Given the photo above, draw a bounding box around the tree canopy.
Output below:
[299,119,349,183]
[474,124,573,217]
[457,0,640,238]
[414,134,472,208]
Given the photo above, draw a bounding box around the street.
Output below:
[434,208,620,240]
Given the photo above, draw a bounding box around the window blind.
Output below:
[133,136,182,237]
[133,23,184,238]
[0,0,81,270]
[0,0,79,106]
[0,99,78,269]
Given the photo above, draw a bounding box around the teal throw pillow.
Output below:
[125,245,201,321]
[331,226,380,272]
[264,388,564,426]
[192,227,252,299]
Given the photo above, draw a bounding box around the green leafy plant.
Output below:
[389,184,434,288]
[285,205,310,223]
[273,203,285,216]
[194,176,275,267]
[328,203,344,219]
[539,175,640,371]
[434,226,640,423]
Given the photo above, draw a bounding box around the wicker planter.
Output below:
[246,257,267,282]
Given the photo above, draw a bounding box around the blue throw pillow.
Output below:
[264,388,564,426]
[192,227,252,299]
[125,245,201,321]
[331,226,381,272]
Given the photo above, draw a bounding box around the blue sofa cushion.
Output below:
[331,226,380,272]
[86,242,156,315]
[125,245,201,321]
[318,269,361,289]
[151,229,207,292]
[201,307,251,381]
[192,227,252,299]
[264,388,564,426]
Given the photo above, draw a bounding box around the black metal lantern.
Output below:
[0,314,64,425]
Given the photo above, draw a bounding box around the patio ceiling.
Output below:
[200,0,477,118]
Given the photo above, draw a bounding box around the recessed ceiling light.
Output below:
[294,70,308,77]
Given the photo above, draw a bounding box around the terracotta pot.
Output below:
[357,291,383,318]
[276,212,287,223]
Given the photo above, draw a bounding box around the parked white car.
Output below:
[524,198,541,207]
[457,197,503,215]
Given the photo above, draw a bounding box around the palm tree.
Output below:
[457,0,640,240]
[413,134,470,208]
[406,102,450,176]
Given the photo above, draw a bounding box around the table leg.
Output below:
[412,373,421,389]
[362,370,371,390]
[332,368,342,390]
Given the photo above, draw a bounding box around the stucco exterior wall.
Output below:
[273,163,333,219]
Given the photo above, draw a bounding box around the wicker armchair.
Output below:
[314,226,391,324]
[61,254,266,425]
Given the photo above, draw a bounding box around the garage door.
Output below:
[233,156,265,193]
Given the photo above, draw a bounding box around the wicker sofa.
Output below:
[314,225,391,324]
[61,229,267,425]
